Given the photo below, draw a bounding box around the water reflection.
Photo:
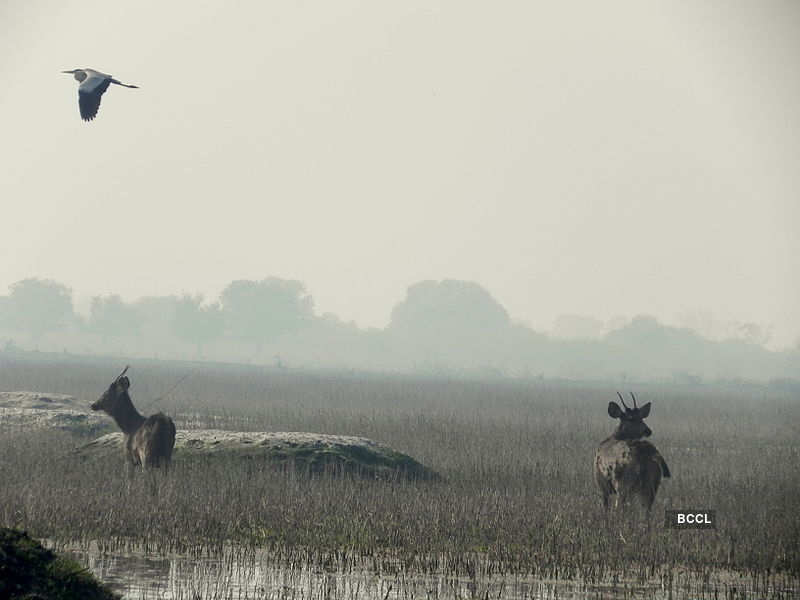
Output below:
[57,543,793,600]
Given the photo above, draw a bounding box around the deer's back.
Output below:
[127,412,176,467]
[595,437,665,486]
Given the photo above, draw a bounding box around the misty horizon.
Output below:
[2,2,798,354]
[1,274,796,384]
[0,273,784,350]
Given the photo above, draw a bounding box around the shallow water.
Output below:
[57,543,796,600]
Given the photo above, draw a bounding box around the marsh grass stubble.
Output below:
[0,356,798,586]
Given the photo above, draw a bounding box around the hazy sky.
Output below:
[1,1,798,348]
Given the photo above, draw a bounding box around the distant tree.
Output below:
[88,295,141,340]
[384,279,516,374]
[133,296,181,332]
[0,295,9,330]
[606,315,630,333]
[605,315,671,345]
[552,314,605,340]
[389,279,510,338]
[220,278,314,350]
[736,322,771,347]
[5,278,74,340]
[677,309,772,347]
[172,295,224,356]
[611,314,737,350]
[602,314,716,377]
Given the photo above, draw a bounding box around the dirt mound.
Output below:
[1,391,438,480]
[76,429,438,480]
[0,392,110,435]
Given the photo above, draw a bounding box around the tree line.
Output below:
[0,278,314,352]
[0,277,797,382]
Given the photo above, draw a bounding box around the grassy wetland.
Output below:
[1,354,798,598]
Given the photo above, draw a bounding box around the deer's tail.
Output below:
[656,454,671,478]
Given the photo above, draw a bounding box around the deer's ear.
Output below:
[638,402,651,418]
[119,376,130,390]
[608,402,623,419]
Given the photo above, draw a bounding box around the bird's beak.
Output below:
[61,70,74,74]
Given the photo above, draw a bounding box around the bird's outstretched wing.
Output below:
[78,78,112,121]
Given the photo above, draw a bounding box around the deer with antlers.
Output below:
[91,366,176,469]
[594,392,670,512]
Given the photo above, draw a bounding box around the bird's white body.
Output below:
[62,67,138,121]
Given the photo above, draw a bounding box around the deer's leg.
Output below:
[614,486,624,510]
[125,455,136,480]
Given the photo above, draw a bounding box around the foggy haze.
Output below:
[1,1,798,351]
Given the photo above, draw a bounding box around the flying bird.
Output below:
[61,68,139,121]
